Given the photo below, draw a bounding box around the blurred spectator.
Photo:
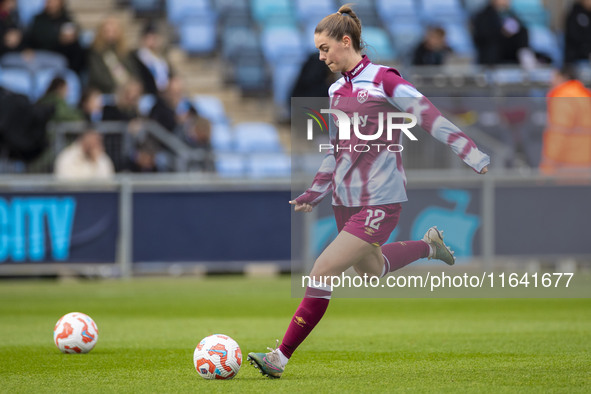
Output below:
[54,129,114,179]
[88,16,138,94]
[412,26,453,66]
[149,76,197,133]
[472,0,530,65]
[0,0,24,56]
[130,21,172,95]
[101,79,144,172]
[291,52,332,98]
[78,88,103,123]
[564,0,591,64]
[127,139,159,172]
[181,117,215,172]
[540,67,591,174]
[37,76,84,122]
[102,79,143,121]
[25,0,86,73]
[0,86,54,164]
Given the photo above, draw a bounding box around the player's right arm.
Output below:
[291,151,335,211]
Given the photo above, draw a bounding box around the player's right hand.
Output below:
[289,200,313,212]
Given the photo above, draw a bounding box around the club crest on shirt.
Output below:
[357,89,369,103]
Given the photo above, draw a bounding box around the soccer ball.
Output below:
[193,334,242,380]
[53,312,99,354]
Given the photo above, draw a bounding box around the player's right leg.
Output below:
[248,230,374,378]
[354,226,455,278]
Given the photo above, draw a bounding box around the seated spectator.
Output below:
[37,76,84,122]
[78,88,103,123]
[87,16,138,94]
[130,21,172,95]
[102,79,143,121]
[472,0,530,65]
[54,129,114,180]
[291,52,332,98]
[25,0,86,73]
[181,117,215,172]
[412,26,453,66]
[540,67,591,174]
[0,0,24,56]
[565,0,591,64]
[126,139,159,173]
[149,76,197,133]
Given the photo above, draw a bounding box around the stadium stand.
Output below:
[0,0,586,177]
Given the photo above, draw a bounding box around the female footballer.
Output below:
[248,5,489,378]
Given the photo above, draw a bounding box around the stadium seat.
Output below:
[261,26,305,64]
[33,68,81,106]
[214,153,246,177]
[234,122,282,153]
[214,0,250,16]
[388,23,425,58]
[178,18,218,55]
[17,0,45,27]
[375,0,417,21]
[512,0,545,13]
[362,27,397,62]
[221,24,260,61]
[511,0,549,27]
[138,94,156,116]
[0,68,34,99]
[528,26,561,65]
[247,153,291,178]
[211,124,234,152]
[338,0,382,27]
[463,0,488,14]
[193,95,229,126]
[234,55,270,95]
[442,23,476,57]
[130,0,163,14]
[420,0,466,24]
[0,51,67,71]
[272,60,304,119]
[251,0,292,24]
[166,0,214,23]
[295,0,335,23]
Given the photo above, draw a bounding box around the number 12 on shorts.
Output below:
[364,209,385,230]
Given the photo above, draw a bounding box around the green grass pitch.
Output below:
[0,276,589,393]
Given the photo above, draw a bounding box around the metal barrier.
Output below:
[0,170,589,277]
[0,120,214,174]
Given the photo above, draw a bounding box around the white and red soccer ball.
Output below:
[53,312,99,354]
[193,334,242,380]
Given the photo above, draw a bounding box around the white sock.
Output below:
[277,349,289,368]
[427,244,434,259]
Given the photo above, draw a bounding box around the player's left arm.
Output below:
[383,69,490,174]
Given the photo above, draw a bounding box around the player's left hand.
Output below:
[480,166,488,174]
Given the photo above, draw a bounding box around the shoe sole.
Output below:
[247,354,282,379]
[428,227,455,265]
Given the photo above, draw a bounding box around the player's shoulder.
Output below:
[372,63,405,83]
[328,77,346,97]
[372,64,422,98]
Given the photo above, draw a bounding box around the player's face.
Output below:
[314,32,350,73]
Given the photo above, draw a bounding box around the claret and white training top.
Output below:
[296,56,490,207]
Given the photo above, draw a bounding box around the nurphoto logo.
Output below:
[305,108,419,153]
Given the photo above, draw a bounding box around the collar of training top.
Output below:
[342,55,371,82]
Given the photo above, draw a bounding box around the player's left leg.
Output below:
[248,230,374,378]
